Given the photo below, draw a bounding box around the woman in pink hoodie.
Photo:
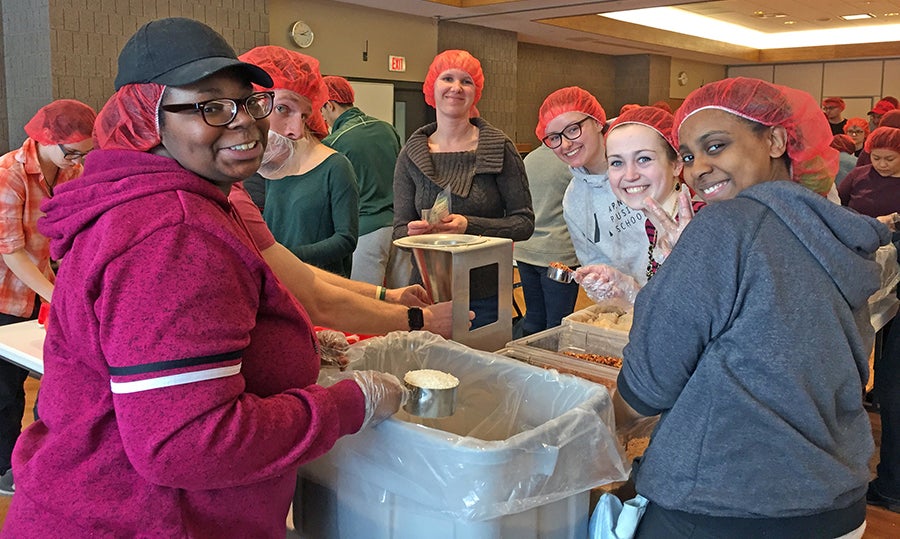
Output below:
[2,18,404,538]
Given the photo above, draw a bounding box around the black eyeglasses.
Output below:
[57,144,89,161]
[542,116,593,149]
[847,129,865,135]
[160,91,275,127]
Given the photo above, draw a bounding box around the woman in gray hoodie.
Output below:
[617,78,886,539]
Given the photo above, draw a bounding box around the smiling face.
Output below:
[158,72,268,192]
[268,89,312,140]
[544,112,606,174]
[677,109,788,203]
[871,148,900,178]
[432,68,476,118]
[606,123,681,210]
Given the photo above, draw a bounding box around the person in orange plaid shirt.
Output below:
[0,99,95,496]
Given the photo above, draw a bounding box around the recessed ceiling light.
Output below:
[885,13,900,17]
[839,13,875,21]
[784,21,796,25]
[601,7,900,48]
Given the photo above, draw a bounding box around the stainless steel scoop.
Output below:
[546,263,575,283]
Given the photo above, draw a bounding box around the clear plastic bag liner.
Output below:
[870,243,900,307]
[313,331,630,521]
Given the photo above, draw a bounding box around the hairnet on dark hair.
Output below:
[674,77,837,196]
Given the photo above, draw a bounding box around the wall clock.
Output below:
[291,20,314,48]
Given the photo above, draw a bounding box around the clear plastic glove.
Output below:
[258,130,303,179]
[352,371,408,430]
[643,190,694,264]
[573,264,640,306]
[316,329,350,370]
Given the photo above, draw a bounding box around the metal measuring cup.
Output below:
[403,369,459,418]
[546,262,576,283]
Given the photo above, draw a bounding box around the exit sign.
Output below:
[389,55,406,72]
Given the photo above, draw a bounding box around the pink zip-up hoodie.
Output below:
[2,149,364,538]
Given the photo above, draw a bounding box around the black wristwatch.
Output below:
[407,307,424,331]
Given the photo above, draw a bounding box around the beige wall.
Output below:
[729,58,900,119]
[669,58,727,101]
[268,0,437,82]
[517,42,617,148]
[437,21,519,141]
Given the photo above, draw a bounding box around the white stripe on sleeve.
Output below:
[110,364,242,394]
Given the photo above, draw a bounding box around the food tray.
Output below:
[563,304,632,334]
[505,324,628,388]
[495,346,618,390]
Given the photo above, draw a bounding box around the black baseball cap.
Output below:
[114,17,273,90]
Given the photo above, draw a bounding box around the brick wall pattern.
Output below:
[2,0,269,149]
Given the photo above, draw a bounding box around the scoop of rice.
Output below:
[404,369,459,389]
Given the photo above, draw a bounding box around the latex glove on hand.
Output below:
[643,190,694,264]
[352,371,408,429]
[258,130,303,179]
[316,329,350,370]
[573,264,640,306]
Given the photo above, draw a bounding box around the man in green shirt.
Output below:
[322,76,410,287]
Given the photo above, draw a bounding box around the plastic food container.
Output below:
[495,346,618,390]
[562,304,632,334]
[296,332,630,539]
[505,324,628,388]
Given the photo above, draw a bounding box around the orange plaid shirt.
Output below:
[0,138,83,317]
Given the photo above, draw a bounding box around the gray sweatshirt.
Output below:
[619,180,888,519]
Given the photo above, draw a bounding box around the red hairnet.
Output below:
[607,105,675,151]
[651,100,673,114]
[239,46,328,137]
[870,99,897,116]
[24,99,97,145]
[830,134,856,155]
[619,103,640,115]
[844,117,869,137]
[422,50,484,113]
[864,127,900,154]
[93,84,164,151]
[535,86,607,141]
[674,77,837,197]
[879,110,900,129]
[306,110,329,140]
[822,97,845,110]
[323,75,355,104]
